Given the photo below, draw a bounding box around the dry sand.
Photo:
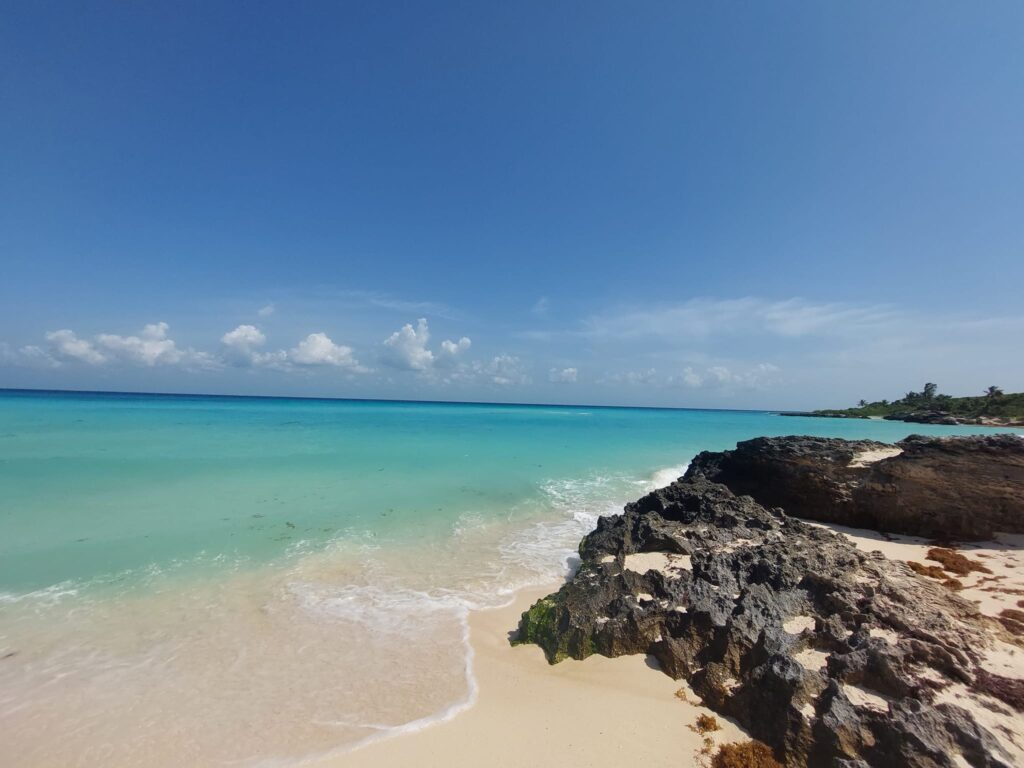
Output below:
[848,446,903,467]
[317,585,747,768]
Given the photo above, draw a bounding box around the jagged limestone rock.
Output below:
[516,438,1024,767]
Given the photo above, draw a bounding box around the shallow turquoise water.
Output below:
[3,389,1020,767]
[1,389,1014,595]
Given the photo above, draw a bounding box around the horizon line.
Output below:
[0,386,776,415]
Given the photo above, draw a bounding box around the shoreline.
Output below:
[317,522,1024,768]
[315,584,750,768]
[5,433,1020,767]
[0,459,695,768]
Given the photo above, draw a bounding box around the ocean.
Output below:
[1,389,1016,766]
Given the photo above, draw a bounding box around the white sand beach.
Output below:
[319,585,749,768]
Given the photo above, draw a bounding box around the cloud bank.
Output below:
[221,325,366,372]
[4,296,1022,409]
[32,323,216,369]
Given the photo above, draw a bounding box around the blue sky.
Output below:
[2,1,1022,408]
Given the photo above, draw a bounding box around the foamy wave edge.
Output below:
[276,462,689,766]
[257,604,480,768]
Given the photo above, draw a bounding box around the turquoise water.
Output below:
[1,389,1018,767]
[1,389,1007,595]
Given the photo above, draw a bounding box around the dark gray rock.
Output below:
[515,464,1023,767]
[685,434,1024,539]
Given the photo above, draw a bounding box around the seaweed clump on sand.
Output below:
[926,547,992,576]
[712,741,783,768]
[689,713,721,734]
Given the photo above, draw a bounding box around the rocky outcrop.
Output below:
[685,434,1024,539]
[883,410,962,425]
[880,409,958,428]
[515,471,1024,767]
[883,412,1024,427]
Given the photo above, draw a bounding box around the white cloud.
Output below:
[382,318,472,372]
[221,324,365,372]
[382,318,434,371]
[290,332,365,370]
[549,367,577,383]
[45,329,106,364]
[222,324,266,351]
[257,303,275,317]
[23,322,371,375]
[39,323,213,368]
[94,322,177,365]
[531,297,550,316]
[221,324,272,367]
[440,336,472,357]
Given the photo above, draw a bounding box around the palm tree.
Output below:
[981,386,1005,416]
[857,399,867,407]
[923,382,937,401]
[985,386,1004,401]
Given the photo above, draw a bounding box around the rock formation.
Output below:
[515,437,1024,767]
[686,434,1024,539]
[882,412,1024,428]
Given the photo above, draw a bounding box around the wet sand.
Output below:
[319,585,748,768]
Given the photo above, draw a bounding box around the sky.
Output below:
[1,1,1022,409]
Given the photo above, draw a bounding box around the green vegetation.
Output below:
[511,595,576,663]
[812,383,1024,422]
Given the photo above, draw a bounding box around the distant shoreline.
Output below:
[778,386,1024,428]
[778,410,1024,428]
